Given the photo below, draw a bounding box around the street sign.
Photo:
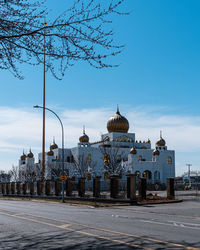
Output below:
[59,174,67,182]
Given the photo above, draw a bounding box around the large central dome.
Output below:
[107,107,129,133]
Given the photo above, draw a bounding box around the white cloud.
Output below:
[0,105,200,175]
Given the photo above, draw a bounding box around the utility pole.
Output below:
[42,20,47,183]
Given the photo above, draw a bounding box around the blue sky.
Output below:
[0,0,200,175]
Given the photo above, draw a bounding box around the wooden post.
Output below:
[6,182,10,195]
[167,178,175,199]
[127,174,137,204]
[11,182,16,195]
[93,176,101,198]
[78,178,85,197]
[66,179,72,196]
[16,182,21,195]
[45,180,51,196]
[30,182,34,195]
[110,175,119,199]
[138,177,146,200]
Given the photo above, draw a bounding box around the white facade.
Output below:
[18,109,175,185]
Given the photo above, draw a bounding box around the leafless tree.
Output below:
[8,165,19,182]
[99,144,125,175]
[1,0,126,79]
[72,153,96,178]
[48,163,69,180]
[20,164,36,182]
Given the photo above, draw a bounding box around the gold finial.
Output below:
[53,137,55,144]
[83,125,85,134]
[116,104,120,114]
[160,130,162,139]
[45,20,47,26]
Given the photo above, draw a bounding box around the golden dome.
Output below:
[27,149,34,158]
[47,149,54,156]
[79,126,89,143]
[156,132,166,147]
[50,138,58,150]
[20,151,26,161]
[153,149,160,156]
[107,107,129,133]
[130,146,137,154]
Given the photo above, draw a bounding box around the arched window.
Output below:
[135,171,140,177]
[143,170,152,180]
[154,171,160,180]
[138,155,142,161]
[66,156,70,163]
[167,156,172,164]
[71,155,74,163]
[87,154,91,163]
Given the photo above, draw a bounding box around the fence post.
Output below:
[127,174,137,204]
[93,176,101,198]
[138,177,146,200]
[11,182,16,195]
[167,178,175,199]
[2,183,5,194]
[110,175,119,199]
[45,180,51,196]
[30,182,34,195]
[16,182,21,195]
[55,179,61,196]
[6,182,10,195]
[37,181,42,195]
[23,182,27,195]
[78,177,85,197]
[66,178,72,196]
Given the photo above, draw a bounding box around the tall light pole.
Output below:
[42,20,47,183]
[34,105,65,203]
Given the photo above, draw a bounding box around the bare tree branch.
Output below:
[0,0,127,79]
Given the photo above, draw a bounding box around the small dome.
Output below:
[79,126,89,143]
[47,149,54,156]
[153,149,160,156]
[107,107,129,133]
[50,138,58,150]
[156,137,166,147]
[27,149,34,158]
[147,139,151,144]
[130,146,137,154]
[156,131,166,146]
[21,151,26,161]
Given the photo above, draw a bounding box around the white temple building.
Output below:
[18,108,175,185]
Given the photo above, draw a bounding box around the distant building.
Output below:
[18,107,175,184]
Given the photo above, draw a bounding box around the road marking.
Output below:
[0,208,198,250]
[0,210,151,250]
[141,219,200,231]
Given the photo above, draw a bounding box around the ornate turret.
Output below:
[47,146,54,156]
[153,149,160,156]
[20,150,26,161]
[156,131,166,147]
[27,149,34,158]
[107,106,129,133]
[50,138,58,150]
[130,146,137,155]
[79,126,89,143]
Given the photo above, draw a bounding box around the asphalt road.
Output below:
[0,199,200,249]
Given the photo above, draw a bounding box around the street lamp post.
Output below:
[34,105,65,203]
